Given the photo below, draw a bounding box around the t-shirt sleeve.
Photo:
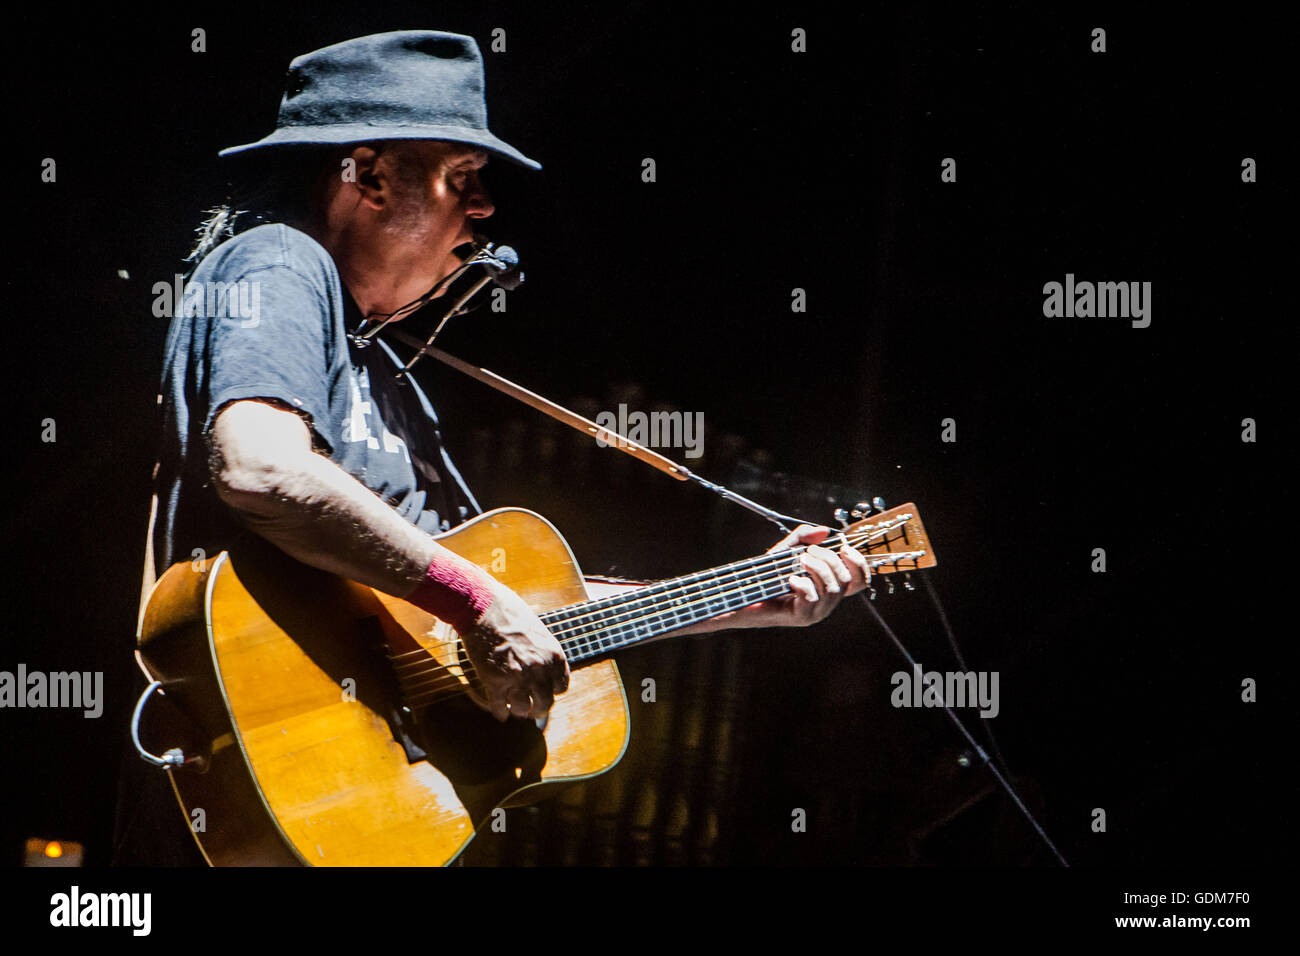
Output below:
[199,263,340,453]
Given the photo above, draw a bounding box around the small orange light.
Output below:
[44,842,63,859]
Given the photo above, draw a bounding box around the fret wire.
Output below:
[397,530,925,686]
[564,566,793,661]
[542,549,782,628]
[561,556,788,656]
[400,576,786,703]
[558,553,790,654]
[558,549,924,661]
[578,577,792,661]
[540,523,899,634]
[408,522,915,668]
[398,550,923,702]
[635,562,767,631]
[541,559,767,629]
[550,552,796,659]
[554,548,796,640]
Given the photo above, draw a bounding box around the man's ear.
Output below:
[348,145,386,209]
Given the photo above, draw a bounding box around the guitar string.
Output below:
[398,581,794,706]
[395,521,907,661]
[390,530,923,707]
[390,523,902,679]
[397,550,924,708]
[395,547,925,709]
[396,574,791,702]
[390,524,914,698]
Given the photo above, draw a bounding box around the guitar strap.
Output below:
[382,328,807,533]
[384,328,691,483]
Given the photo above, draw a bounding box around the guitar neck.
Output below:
[540,521,929,664]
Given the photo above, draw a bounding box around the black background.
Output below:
[2,0,1284,880]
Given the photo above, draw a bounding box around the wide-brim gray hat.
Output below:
[219,30,540,170]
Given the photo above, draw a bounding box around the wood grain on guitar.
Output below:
[136,504,934,866]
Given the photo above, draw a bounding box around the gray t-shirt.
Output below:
[153,222,480,579]
[115,223,483,866]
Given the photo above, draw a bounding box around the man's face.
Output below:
[383,141,495,286]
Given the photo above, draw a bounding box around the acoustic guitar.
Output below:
[136,504,935,865]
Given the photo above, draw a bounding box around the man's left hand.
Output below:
[744,524,872,628]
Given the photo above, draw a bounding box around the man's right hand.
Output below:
[460,583,570,723]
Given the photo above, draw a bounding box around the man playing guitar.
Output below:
[117,30,872,865]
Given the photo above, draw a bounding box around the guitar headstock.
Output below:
[833,501,936,577]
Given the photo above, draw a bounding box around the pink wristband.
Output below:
[406,556,495,632]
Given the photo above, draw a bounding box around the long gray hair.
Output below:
[186,147,337,264]
[186,141,436,265]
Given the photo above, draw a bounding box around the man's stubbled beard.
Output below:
[382,144,465,293]
[383,143,437,240]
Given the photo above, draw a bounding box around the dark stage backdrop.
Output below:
[1,2,1282,875]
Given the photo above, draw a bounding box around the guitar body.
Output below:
[137,508,630,866]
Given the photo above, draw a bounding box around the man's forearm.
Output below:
[583,579,777,641]
[669,603,782,636]
[209,399,567,720]
[217,448,452,595]
[210,403,479,600]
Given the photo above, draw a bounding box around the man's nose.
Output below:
[466,176,494,219]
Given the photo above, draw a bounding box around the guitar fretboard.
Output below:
[540,532,926,663]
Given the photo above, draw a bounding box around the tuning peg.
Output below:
[850,501,872,519]
[867,585,878,601]
[833,507,850,528]
[903,573,915,591]
[872,496,887,512]
[886,578,896,596]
